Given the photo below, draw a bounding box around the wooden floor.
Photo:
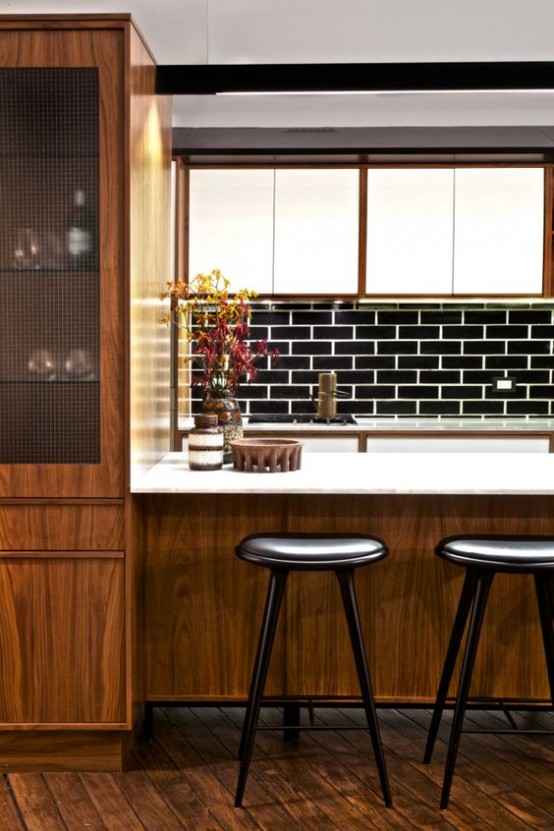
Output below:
[1,706,554,829]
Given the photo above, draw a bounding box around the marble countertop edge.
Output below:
[131,451,554,495]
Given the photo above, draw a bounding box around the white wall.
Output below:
[4,0,554,127]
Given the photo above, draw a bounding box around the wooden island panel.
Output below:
[144,494,288,700]
[143,492,554,704]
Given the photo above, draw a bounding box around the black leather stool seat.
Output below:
[425,534,554,810]
[234,531,391,810]
[236,533,387,570]
[438,536,554,571]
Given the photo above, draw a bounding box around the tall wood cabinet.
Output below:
[0,15,171,770]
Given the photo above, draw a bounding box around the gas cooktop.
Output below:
[248,413,357,425]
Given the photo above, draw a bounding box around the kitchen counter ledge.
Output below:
[132,451,554,495]
[180,416,554,434]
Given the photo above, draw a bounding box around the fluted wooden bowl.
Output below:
[231,438,303,473]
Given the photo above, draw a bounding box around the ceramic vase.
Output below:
[202,390,243,464]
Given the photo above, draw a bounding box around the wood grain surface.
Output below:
[143,492,554,703]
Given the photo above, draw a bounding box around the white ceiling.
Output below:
[3,0,554,128]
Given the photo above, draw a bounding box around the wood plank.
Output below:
[110,769,187,831]
[8,774,67,831]
[401,708,554,828]
[79,773,145,831]
[220,705,395,830]
[4,707,554,830]
[43,773,106,831]
[145,716,263,831]
[0,774,26,830]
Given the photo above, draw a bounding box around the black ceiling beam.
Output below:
[156,62,554,95]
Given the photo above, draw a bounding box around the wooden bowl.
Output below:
[231,438,303,473]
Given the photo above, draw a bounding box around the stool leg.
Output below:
[235,568,288,808]
[440,571,493,810]
[533,574,554,709]
[336,569,392,808]
[423,569,479,764]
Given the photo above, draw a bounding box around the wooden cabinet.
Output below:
[0,555,125,724]
[273,169,359,294]
[0,29,124,499]
[188,163,548,299]
[366,167,545,297]
[188,167,360,296]
[0,15,172,770]
[188,168,274,293]
[453,167,544,295]
[365,436,551,453]
[365,168,454,295]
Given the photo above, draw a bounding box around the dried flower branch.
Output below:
[161,269,280,394]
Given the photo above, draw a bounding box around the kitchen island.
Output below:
[134,452,554,707]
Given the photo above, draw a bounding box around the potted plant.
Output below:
[161,269,279,459]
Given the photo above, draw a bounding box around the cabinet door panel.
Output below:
[0,556,125,724]
[0,30,125,497]
[365,437,550,453]
[0,503,124,551]
[366,168,454,295]
[453,167,544,295]
[188,169,274,294]
[274,169,359,295]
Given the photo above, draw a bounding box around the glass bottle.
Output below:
[67,189,97,269]
[187,413,224,471]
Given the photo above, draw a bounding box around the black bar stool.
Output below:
[234,532,392,809]
[423,535,554,809]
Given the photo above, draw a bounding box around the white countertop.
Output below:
[132,451,554,495]
[180,417,554,434]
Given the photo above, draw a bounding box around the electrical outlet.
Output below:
[491,375,517,395]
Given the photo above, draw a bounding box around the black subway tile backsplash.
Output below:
[238,301,554,419]
[442,356,483,369]
[421,341,461,355]
[355,355,394,369]
[485,355,527,369]
[463,340,505,355]
[377,370,417,384]
[378,341,419,355]
[377,400,417,415]
[510,310,553,324]
[420,401,461,416]
[314,325,353,339]
[399,325,440,340]
[443,325,483,340]
[292,310,333,325]
[420,370,461,384]
[398,356,440,369]
[486,325,529,339]
[531,356,554,369]
[508,340,551,354]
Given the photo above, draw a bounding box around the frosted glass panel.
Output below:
[188,169,274,294]
[366,169,454,295]
[273,169,359,294]
[453,168,544,295]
